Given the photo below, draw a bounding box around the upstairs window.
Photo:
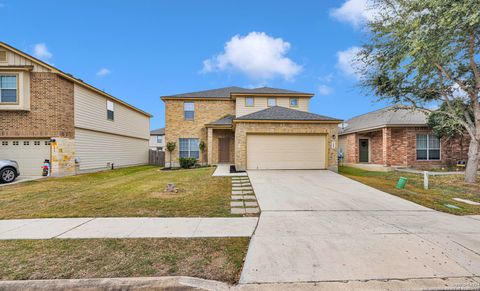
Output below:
[184,102,195,120]
[245,97,254,107]
[157,135,163,143]
[0,75,18,103]
[289,98,299,107]
[179,138,199,159]
[107,100,115,120]
[416,134,440,160]
[267,97,276,107]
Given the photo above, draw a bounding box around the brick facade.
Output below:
[234,122,339,171]
[0,72,75,138]
[341,126,468,169]
[164,99,235,166]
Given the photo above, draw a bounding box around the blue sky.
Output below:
[0,0,388,129]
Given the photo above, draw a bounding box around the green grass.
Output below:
[339,166,480,215]
[0,238,249,283]
[0,166,233,219]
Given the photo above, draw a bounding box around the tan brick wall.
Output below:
[345,133,358,163]
[164,99,235,166]
[0,72,75,138]
[234,122,339,171]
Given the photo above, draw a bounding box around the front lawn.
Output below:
[0,238,249,283]
[339,166,480,215]
[0,166,232,219]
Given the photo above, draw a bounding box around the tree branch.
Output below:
[469,32,480,94]
[434,63,476,100]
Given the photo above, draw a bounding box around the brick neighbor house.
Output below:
[338,106,468,170]
[0,42,151,177]
[162,86,342,171]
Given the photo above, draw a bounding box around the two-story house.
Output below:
[149,128,165,150]
[162,86,342,171]
[0,42,151,177]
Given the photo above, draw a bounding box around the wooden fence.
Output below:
[149,150,165,167]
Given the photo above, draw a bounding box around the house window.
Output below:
[184,102,194,120]
[107,100,115,120]
[156,135,163,143]
[289,98,299,107]
[0,75,18,103]
[267,97,276,107]
[13,141,19,146]
[1,141,7,146]
[23,141,29,146]
[416,134,440,160]
[34,141,40,146]
[179,138,199,159]
[245,97,254,107]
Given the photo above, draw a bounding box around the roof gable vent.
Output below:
[0,51,7,62]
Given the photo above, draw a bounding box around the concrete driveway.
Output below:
[240,170,480,284]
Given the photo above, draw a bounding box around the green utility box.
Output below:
[396,177,408,189]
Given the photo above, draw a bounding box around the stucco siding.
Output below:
[74,84,149,140]
[235,96,309,117]
[75,128,148,171]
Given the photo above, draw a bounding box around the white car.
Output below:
[0,160,20,183]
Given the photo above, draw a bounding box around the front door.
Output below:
[218,138,230,163]
[359,139,369,163]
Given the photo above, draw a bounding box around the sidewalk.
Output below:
[0,217,258,240]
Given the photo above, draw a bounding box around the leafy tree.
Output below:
[358,0,480,182]
[166,142,176,168]
[427,99,472,139]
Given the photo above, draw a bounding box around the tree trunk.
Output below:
[465,137,479,183]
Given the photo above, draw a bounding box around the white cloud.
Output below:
[202,31,302,81]
[330,0,376,28]
[96,68,111,77]
[33,43,53,62]
[336,46,362,79]
[318,85,333,96]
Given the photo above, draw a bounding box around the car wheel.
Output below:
[0,167,17,183]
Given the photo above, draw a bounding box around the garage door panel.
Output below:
[247,135,326,170]
[0,140,50,176]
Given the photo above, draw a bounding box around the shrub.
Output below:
[179,157,197,169]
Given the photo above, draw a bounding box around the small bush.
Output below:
[179,157,197,169]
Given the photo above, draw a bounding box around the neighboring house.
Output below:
[162,86,342,171]
[338,106,468,170]
[149,128,165,150]
[0,42,151,176]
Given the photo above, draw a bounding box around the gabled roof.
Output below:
[162,86,313,99]
[234,106,341,122]
[0,42,152,117]
[206,115,235,127]
[340,106,428,135]
[150,128,165,135]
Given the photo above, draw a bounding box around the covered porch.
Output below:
[205,115,235,165]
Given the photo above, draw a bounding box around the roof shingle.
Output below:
[235,106,341,122]
[150,128,165,135]
[164,86,312,99]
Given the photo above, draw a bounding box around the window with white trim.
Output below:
[179,138,199,159]
[245,97,254,107]
[416,134,440,160]
[156,135,163,143]
[267,97,276,107]
[289,98,299,107]
[184,102,194,120]
[107,100,115,120]
[0,75,18,103]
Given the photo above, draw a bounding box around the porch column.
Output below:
[207,127,213,165]
[382,127,392,166]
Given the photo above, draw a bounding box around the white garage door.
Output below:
[247,134,327,170]
[0,139,50,176]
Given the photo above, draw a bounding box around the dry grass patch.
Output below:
[339,166,480,215]
[0,238,249,284]
[0,166,233,219]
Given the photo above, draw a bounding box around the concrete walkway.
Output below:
[0,217,258,240]
[241,170,480,284]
